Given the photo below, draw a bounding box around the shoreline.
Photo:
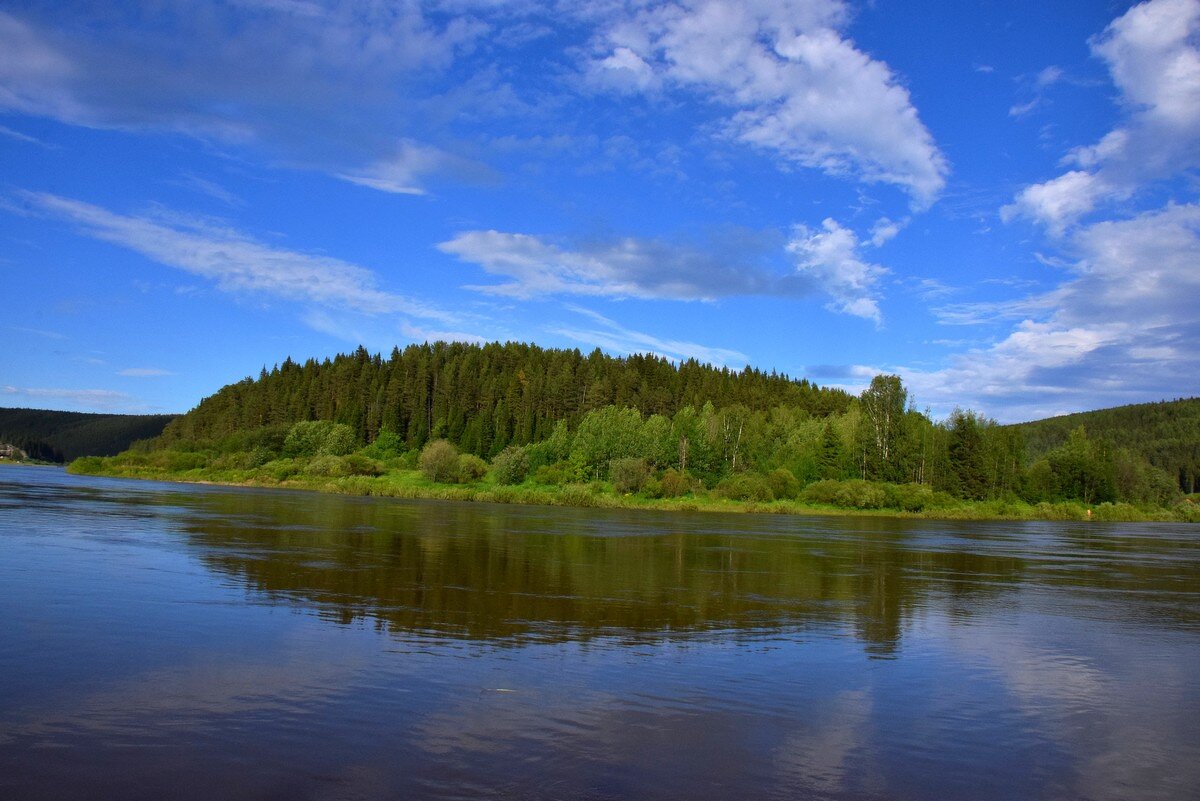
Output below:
[67,463,1199,524]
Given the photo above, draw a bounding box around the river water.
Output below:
[1,465,1197,800]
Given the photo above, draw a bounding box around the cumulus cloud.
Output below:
[786,219,886,324]
[1004,0,1200,230]
[20,191,453,322]
[585,0,948,205]
[910,204,1200,420]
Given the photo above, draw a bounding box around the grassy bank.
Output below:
[68,453,1200,523]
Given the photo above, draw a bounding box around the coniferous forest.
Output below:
[0,408,176,463]
[63,342,1200,521]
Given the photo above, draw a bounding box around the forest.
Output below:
[0,408,176,462]
[67,342,1199,521]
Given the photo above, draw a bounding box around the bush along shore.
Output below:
[69,425,1200,523]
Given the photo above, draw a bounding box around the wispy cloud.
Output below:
[10,325,67,340]
[171,173,245,208]
[0,123,51,147]
[550,306,748,367]
[584,0,948,206]
[19,191,454,322]
[1,384,136,412]
[439,227,799,301]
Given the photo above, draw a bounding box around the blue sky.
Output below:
[2,0,1198,423]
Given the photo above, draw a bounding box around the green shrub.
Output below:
[880,482,952,512]
[68,456,105,475]
[610,457,650,494]
[491,445,530,485]
[283,420,357,457]
[659,468,694,498]
[802,479,887,509]
[419,439,461,483]
[533,462,572,486]
[362,429,404,460]
[304,455,346,477]
[165,451,209,472]
[258,458,301,481]
[457,454,489,483]
[342,454,385,476]
[766,468,800,500]
[716,473,775,502]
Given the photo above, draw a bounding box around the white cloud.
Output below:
[0,122,51,147]
[22,191,453,322]
[550,306,748,367]
[439,228,799,301]
[336,140,465,195]
[910,203,1200,420]
[0,5,488,192]
[1002,170,1112,236]
[585,0,948,205]
[868,216,903,247]
[171,174,245,208]
[786,218,886,324]
[1004,0,1200,230]
[1,385,136,412]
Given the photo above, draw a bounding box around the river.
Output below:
[1,465,1197,800]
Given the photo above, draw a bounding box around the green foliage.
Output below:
[609,457,650,494]
[857,375,909,482]
[570,406,647,479]
[766,467,800,500]
[491,445,530,485]
[658,468,695,498]
[1030,427,1116,504]
[362,428,404,460]
[419,439,460,483]
[802,479,886,509]
[716,473,775,502]
[67,456,105,475]
[533,462,572,486]
[1012,397,1200,494]
[284,421,358,457]
[946,409,987,500]
[457,454,489,483]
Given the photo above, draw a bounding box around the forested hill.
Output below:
[1010,398,1200,493]
[0,408,177,462]
[160,342,852,454]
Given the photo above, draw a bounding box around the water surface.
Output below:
[1,466,1197,800]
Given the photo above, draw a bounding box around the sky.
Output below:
[1,0,1198,423]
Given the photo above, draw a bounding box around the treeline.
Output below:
[160,342,851,451]
[1011,398,1200,494]
[0,407,176,462]
[113,343,1197,514]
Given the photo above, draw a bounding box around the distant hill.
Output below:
[0,407,177,462]
[1009,398,1200,494]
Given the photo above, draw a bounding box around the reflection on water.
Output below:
[1,466,1198,801]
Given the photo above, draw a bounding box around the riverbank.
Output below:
[68,457,1200,523]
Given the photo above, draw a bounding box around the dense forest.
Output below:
[1011,399,1200,494]
[0,408,176,462]
[78,342,1196,519]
